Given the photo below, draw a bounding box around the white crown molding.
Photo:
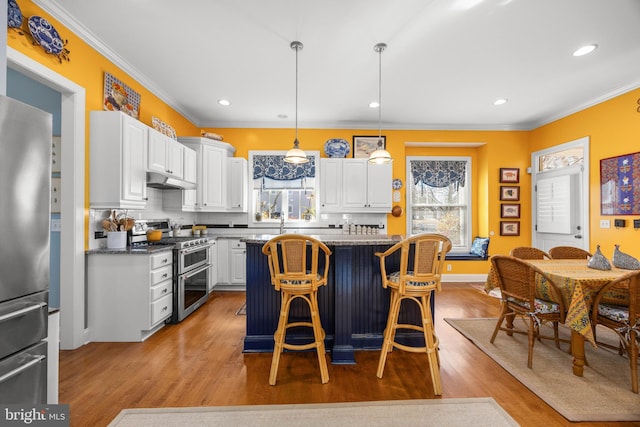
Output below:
[405,142,486,148]
[33,0,198,125]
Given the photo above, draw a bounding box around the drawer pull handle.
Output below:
[0,355,45,384]
[162,289,168,293]
[161,306,168,312]
[162,258,168,263]
[162,273,168,278]
[0,303,47,323]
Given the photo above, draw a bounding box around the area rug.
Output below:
[235,302,246,315]
[108,398,518,427]
[445,317,640,422]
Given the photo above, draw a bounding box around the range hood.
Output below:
[146,172,196,190]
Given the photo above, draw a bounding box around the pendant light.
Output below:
[284,41,309,164]
[368,42,393,164]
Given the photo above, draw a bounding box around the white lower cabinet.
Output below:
[208,239,218,292]
[87,251,173,342]
[215,238,246,291]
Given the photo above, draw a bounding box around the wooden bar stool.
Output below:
[262,234,332,385]
[375,234,451,395]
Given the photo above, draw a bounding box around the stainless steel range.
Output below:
[130,220,213,323]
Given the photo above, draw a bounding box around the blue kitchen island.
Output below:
[242,234,429,364]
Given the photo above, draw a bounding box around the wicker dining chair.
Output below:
[375,233,452,395]
[591,270,640,393]
[548,246,592,260]
[262,234,332,385]
[490,255,566,368]
[510,246,551,260]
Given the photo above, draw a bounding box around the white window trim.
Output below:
[406,156,472,252]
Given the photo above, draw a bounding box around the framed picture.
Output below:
[600,151,640,215]
[501,203,520,218]
[500,168,520,183]
[500,221,520,236]
[103,72,141,119]
[353,135,385,158]
[500,186,520,201]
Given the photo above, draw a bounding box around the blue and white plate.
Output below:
[7,0,22,28]
[28,16,64,54]
[324,138,350,158]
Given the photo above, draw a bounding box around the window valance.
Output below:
[252,155,316,180]
[411,160,466,188]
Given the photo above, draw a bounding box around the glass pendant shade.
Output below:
[284,41,308,164]
[284,139,308,164]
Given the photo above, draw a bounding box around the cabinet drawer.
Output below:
[150,280,172,301]
[150,265,172,286]
[231,240,246,249]
[151,294,172,325]
[150,252,172,269]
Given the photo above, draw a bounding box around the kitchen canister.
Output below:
[107,231,127,249]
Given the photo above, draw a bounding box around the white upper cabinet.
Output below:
[90,111,148,209]
[148,128,184,180]
[227,157,248,211]
[320,158,392,213]
[178,137,236,212]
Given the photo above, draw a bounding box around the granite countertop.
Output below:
[86,246,174,255]
[242,234,405,246]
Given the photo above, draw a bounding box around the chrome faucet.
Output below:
[280,214,285,234]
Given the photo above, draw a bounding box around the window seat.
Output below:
[445,253,490,261]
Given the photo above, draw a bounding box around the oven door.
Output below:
[177,244,210,273]
[174,263,210,322]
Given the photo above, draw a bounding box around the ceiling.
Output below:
[38,0,640,130]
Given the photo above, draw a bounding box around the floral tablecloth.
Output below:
[485,259,630,346]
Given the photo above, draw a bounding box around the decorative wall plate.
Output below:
[324,138,350,158]
[7,0,22,28]
[392,178,403,190]
[28,16,64,54]
[152,116,177,140]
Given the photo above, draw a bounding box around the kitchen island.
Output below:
[242,234,428,364]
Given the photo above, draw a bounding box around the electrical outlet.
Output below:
[600,219,611,229]
[94,231,106,239]
[614,219,626,228]
[447,264,452,272]
[634,219,640,229]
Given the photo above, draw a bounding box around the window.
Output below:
[406,156,471,251]
[250,151,318,223]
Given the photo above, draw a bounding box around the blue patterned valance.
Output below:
[253,155,316,180]
[411,160,466,188]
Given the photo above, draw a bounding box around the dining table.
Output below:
[485,258,631,376]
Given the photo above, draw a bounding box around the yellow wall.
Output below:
[530,88,640,259]
[9,1,640,270]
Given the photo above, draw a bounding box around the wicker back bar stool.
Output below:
[262,234,332,385]
[375,233,451,395]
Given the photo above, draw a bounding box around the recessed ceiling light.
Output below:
[369,101,380,108]
[218,99,231,106]
[573,44,598,57]
[493,98,508,106]
[277,114,288,119]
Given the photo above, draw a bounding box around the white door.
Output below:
[532,137,589,253]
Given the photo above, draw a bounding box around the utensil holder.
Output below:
[107,231,127,249]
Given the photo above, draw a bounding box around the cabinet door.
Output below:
[216,239,229,285]
[320,159,342,211]
[227,158,247,211]
[342,159,368,209]
[183,146,197,184]
[200,145,226,210]
[166,140,184,179]
[367,162,392,209]
[230,243,246,284]
[208,241,218,292]
[122,117,148,203]
[147,129,168,174]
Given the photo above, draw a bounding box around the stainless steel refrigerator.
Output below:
[0,95,51,403]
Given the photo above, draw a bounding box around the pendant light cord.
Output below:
[374,43,386,147]
[291,41,303,147]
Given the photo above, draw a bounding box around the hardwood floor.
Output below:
[59,283,640,426]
